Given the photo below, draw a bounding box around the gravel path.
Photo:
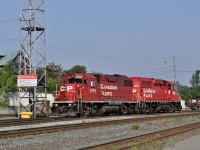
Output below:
[0,115,200,150]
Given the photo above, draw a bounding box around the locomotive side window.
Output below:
[124,80,133,86]
[94,75,100,83]
[168,84,171,90]
[163,80,167,86]
[154,83,161,87]
[91,80,95,87]
[84,79,88,86]
[76,79,82,84]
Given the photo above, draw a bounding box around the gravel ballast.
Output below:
[0,114,200,150]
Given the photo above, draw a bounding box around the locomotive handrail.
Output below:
[78,87,85,113]
[135,93,146,108]
[54,85,60,98]
[54,91,60,99]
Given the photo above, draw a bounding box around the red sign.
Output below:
[17,74,38,87]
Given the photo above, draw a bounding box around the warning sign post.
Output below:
[17,74,38,87]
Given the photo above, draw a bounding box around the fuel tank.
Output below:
[96,106,120,115]
[155,104,171,112]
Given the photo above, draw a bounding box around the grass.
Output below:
[132,124,140,130]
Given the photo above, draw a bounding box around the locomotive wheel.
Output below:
[59,105,68,113]
[127,106,133,114]
[51,106,60,116]
[90,105,99,116]
[169,107,174,113]
[82,106,90,117]
[134,105,140,114]
[120,105,128,115]
[145,105,151,114]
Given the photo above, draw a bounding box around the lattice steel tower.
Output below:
[18,0,47,118]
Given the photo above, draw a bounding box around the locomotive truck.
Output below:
[52,73,181,116]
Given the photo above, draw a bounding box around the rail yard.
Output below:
[0,1,200,150]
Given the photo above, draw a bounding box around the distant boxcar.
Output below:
[188,98,200,110]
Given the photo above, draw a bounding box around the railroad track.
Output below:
[0,116,78,127]
[0,114,17,118]
[0,112,200,139]
[84,122,200,150]
[0,111,199,127]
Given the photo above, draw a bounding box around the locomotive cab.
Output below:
[54,74,96,102]
[52,73,97,116]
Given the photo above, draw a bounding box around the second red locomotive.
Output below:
[52,73,181,116]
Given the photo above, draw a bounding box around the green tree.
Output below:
[46,62,63,94]
[178,85,192,106]
[46,61,63,79]
[176,81,191,106]
[189,70,200,99]
[64,65,87,74]
[47,78,60,94]
[0,61,17,107]
[190,70,200,88]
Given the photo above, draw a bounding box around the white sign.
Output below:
[17,74,38,87]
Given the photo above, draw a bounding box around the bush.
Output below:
[132,124,140,130]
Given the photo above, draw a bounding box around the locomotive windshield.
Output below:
[69,79,82,84]
[63,79,82,84]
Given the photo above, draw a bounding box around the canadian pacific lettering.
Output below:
[100,84,117,90]
[102,91,113,96]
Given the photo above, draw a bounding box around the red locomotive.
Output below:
[52,73,181,116]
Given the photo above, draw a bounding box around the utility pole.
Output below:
[173,55,177,86]
[18,0,47,118]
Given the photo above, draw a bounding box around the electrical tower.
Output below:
[18,0,47,118]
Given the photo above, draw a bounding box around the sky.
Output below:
[0,0,199,86]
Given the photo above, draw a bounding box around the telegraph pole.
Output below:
[18,0,47,118]
[173,55,177,87]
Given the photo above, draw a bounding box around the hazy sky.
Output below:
[0,0,199,86]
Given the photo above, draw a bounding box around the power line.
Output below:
[99,66,173,73]
[0,38,18,41]
[47,44,172,61]
[130,70,173,76]
[0,19,18,23]
[176,70,196,73]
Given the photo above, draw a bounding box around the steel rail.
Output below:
[0,112,200,139]
[0,117,76,127]
[0,114,16,118]
[84,122,200,150]
[0,112,200,128]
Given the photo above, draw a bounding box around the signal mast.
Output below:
[18,0,47,118]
